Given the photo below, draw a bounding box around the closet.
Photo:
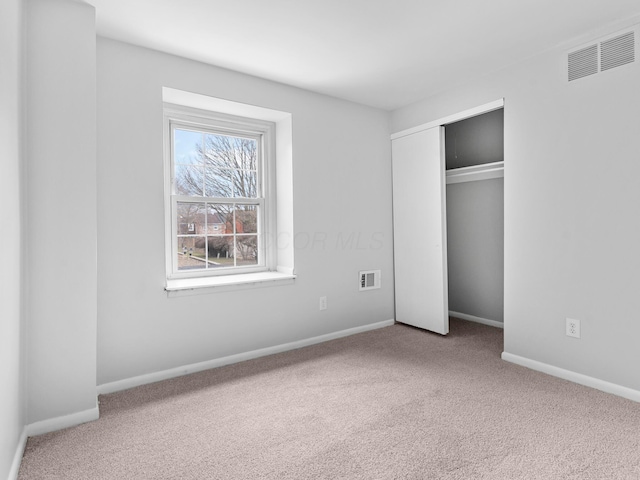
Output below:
[391,101,504,334]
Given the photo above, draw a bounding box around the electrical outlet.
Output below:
[566,318,581,338]
[319,296,327,311]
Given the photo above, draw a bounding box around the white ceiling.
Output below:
[89,0,640,110]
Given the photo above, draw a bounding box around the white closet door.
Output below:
[392,126,449,335]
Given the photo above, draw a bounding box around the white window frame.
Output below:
[163,104,277,282]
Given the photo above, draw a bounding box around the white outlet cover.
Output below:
[319,296,327,311]
[566,318,581,338]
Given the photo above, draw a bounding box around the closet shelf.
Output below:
[446,161,504,185]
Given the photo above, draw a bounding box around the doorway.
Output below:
[444,109,504,330]
[391,100,504,335]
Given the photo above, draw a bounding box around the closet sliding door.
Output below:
[392,126,449,335]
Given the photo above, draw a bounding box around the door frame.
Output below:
[391,99,504,141]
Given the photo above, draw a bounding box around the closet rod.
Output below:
[445,161,504,185]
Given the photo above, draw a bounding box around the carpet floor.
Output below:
[18,318,640,479]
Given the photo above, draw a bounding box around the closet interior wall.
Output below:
[445,109,504,325]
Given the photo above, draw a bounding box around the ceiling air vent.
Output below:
[601,31,635,71]
[567,26,637,82]
[359,270,380,291]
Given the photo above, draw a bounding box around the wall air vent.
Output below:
[567,26,637,82]
[601,31,635,71]
[359,270,380,291]
[568,44,598,81]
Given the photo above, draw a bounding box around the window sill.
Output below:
[165,270,296,297]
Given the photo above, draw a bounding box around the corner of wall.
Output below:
[24,0,98,426]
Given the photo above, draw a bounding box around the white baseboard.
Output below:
[502,352,640,403]
[25,405,100,437]
[98,319,396,395]
[8,427,27,480]
[449,311,504,329]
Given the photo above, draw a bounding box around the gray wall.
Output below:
[446,178,504,322]
[25,0,98,424]
[392,16,640,392]
[0,0,25,476]
[445,109,504,169]
[96,38,394,386]
[6,0,394,439]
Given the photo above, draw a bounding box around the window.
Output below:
[162,89,295,293]
[164,105,276,280]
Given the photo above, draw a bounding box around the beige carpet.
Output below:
[19,319,640,479]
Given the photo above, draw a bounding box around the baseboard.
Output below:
[97,319,396,395]
[25,404,100,437]
[449,311,504,329]
[502,352,640,403]
[8,427,27,480]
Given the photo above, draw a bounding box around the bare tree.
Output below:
[176,134,256,198]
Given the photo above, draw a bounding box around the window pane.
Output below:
[174,129,204,165]
[230,169,257,198]
[177,203,206,235]
[235,235,258,266]
[204,133,257,169]
[177,236,206,270]
[206,207,226,234]
[207,236,234,268]
[207,204,233,233]
[175,165,204,196]
[235,205,258,234]
[205,167,233,198]
[201,133,258,198]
